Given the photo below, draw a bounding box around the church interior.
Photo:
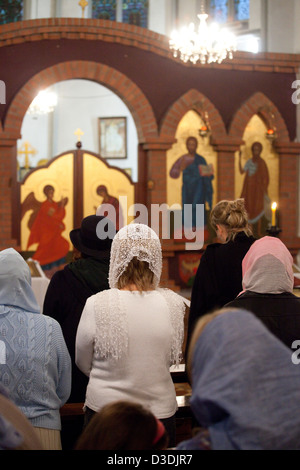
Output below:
[1,0,300,450]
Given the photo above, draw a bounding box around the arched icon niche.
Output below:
[235,114,279,238]
[17,79,139,182]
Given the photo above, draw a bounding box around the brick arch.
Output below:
[3,60,158,142]
[159,88,226,139]
[229,92,289,141]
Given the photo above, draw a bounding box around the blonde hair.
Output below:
[186,308,240,382]
[210,198,252,241]
[117,257,154,292]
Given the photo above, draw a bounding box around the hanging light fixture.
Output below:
[196,100,211,138]
[28,90,58,115]
[266,128,277,142]
[259,105,278,143]
[199,123,209,137]
[169,2,236,65]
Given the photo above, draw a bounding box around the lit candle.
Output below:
[271,202,277,226]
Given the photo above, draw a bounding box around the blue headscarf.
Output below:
[0,248,40,315]
[189,309,300,450]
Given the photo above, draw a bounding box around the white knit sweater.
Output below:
[75,289,185,419]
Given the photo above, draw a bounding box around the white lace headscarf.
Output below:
[94,224,184,363]
[108,223,162,289]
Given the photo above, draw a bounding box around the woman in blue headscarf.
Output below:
[177,308,300,450]
[0,248,71,450]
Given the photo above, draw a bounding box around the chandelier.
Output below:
[169,5,236,65]
[28,90,58,115]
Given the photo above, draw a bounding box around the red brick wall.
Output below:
[1,19,300,251]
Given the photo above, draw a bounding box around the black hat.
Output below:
[69,215,114,259]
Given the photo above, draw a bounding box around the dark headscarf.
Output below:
[189,309,300,450]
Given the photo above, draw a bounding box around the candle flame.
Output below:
[271,202,277,210]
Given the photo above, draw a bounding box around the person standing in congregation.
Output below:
[0,248,71,450]
[177,308,300,450]
[43,214,114,449]
[225,236,300,350]
[43,214,114,405]
[75,223,186,447]
[186,198,256,354]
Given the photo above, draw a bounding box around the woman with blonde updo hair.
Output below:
[210,198,253,242]
[186,198,256,355]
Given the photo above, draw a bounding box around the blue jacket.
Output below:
[0,248,71,430]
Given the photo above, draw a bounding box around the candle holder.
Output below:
[266,225,282,237]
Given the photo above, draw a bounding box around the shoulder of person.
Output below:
[157,287,183,299]
[206,241,223,250]
[37,313,64,334]
[203,239,243,258]
[157,288,188,311]
[48,267,65,283]
[207,234,255,249]
[195,153,207,161]
[196,244,222,266]
[204,242,223,254]
[93,288,111,301]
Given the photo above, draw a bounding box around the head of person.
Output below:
[186,307,300,450]
[43,184,54,199]
[69,215,114,261]
[241,235,294,294]
[210,198,252,242]
[74,401,168,450]
[108,223,162,291]
[186,136,198,154]
[0,248,40,314]
[96,185,108,197]
[0,383,43,450]
[251,141,263,158]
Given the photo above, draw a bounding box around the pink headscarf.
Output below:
[240,236,294,295]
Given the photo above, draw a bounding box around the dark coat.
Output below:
[43,261,109,403]
[225,291,300,350]
[186,232,256,354]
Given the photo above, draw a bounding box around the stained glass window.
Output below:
[209,0,249,23]
[0,0,23,25]
[122,0,148,28]
[209,0,228,24]
[234,0,249,21]
[92,0,117,21]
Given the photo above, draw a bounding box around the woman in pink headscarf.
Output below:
[225,236,300,350]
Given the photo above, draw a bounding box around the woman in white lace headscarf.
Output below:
[75,223,186,447]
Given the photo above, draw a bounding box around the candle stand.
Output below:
[266,226,282,237]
